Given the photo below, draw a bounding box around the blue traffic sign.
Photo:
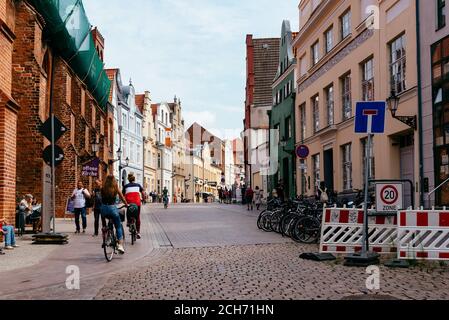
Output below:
[296,145,310,159]
[354,101,387,134]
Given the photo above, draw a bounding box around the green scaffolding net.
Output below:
[29,0,111,110]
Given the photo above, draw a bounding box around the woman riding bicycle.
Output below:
[101,175,128,254]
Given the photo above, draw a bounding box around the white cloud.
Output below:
[83,0,299,132]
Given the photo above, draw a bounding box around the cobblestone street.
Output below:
[2,204,449,300]
[99,204,449,301]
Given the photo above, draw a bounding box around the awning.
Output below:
[29,0,111,110]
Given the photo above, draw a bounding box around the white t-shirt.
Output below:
[72,188,89,209]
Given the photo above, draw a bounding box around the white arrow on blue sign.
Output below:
[354,101,387,134]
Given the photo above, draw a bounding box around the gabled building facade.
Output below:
[244,35,280,198]
[268,20,297,199]
[140,91,158,196]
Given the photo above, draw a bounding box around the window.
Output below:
[312,95,320,133]
[130,116,135,133]
[285,117,292,139]
[300,159,307,195]
[66,75,72,106]
[130,142,135,163]
[390,34,407,94]
[313,154,321,192]
[122,114,127,129]
[92,106,96,127]
[85,127,89,151]
[300,103,306,141]
[100,116,104,135]
[342,143,353,191]
[325,27,333,53]
[137,144,141,165]
[311,41,320,66]
[300,55,307,76]
[325,85,334,126]
[341,73,352,120]
[438,0,446,30]
[70,113,75,145]
[340,10,351,40]
[137,120,141,136]
[362,138,375,180]
[362,58,375,101]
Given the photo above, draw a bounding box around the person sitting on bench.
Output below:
[0,219,19,250]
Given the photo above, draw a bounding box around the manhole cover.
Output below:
[342,294,400,300]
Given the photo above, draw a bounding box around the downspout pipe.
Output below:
[416,0,425,207]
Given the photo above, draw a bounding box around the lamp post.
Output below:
[387,90,417,130]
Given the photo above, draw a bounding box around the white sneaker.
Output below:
[12,244,20,248]
[117,244,125,254]
[5,246,14,250]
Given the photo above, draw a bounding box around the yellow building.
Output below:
[185,143,222,202]
[294,0,419,206]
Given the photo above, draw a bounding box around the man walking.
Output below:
[71,181,91,234]
[245,186,254,211]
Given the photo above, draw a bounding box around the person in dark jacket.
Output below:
[92,179,106,237]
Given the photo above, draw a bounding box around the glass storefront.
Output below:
[432,36,449,205]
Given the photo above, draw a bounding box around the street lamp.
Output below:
[91,139,100,156]
[387,90,417,130]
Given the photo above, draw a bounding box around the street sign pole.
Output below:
[51,114,56,234]
[361,132,373,255]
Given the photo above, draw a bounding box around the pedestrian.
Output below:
[71,181,91,234]
[123,173,144,239]
[276,180,285,203]
[92,179,106,237]
[0,218,19,250]
[254,186,263,211]
[318,182,329,205]
[245,186,254,211]
[101,175,128,254]
[17,194,33,236]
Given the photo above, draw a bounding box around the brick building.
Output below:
[2,1,113,226]
[0,0,20,223]
[243,35,280,198]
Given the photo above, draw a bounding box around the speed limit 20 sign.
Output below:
[376,183,403,212]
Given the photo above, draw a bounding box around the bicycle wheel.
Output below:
[270,212,282,233]
[293,216,321,244]
[130,223,137,246]
[103,230,115,262]
[260,211,273,232]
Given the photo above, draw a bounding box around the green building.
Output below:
[268,20,297,199]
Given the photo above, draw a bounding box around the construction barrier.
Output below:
[398,210,449,261]
[320,208,398,254]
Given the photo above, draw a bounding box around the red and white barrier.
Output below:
[320,208,398,255]
[398,210,449,261]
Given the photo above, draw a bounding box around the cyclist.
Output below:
[162,187,169,208]
[101,175,128,254]
[122,173,144,239]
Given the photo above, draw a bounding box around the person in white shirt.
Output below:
[71,181,91,234]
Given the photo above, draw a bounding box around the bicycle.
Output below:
[102,204,126,262]
[127,204,139,246]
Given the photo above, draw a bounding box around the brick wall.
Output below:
[13,1,46,206]
[0,0,18,223]
[12,1,113,219]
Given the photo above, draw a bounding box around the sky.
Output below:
[83,0,299,140]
